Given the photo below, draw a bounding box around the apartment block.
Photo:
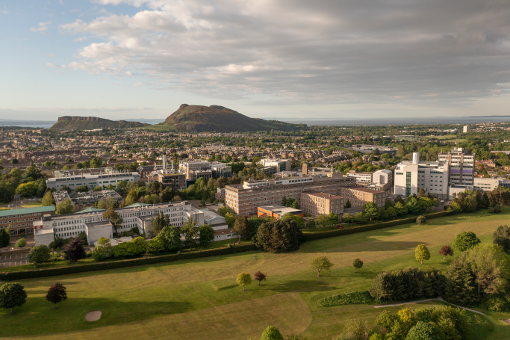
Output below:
[0,206,56,236]
[300,192,343,217]
[342,187,390,208]
[438,147,475,186]
[225,175,356,215]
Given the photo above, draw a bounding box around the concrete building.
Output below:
[46,168,140,192]
[438,148,475,186]
[463,125,471,133]
[341,187,390,208]
[260,159,291,173]
[257,205,303,219]
[394,152,449,198]
[300,192,343,217]
[372,169,393,186]
[53,190,122,208]
[346,170,372,183]
[225,175,355,215]
[348,144,398,156]
[0,206,56,236]
[33,201,205,247]
[473,177,500,192]
[179,160,232,181]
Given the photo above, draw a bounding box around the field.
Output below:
[1,209,510,339]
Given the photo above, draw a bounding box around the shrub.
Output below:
[405,321,440,340]
[416,215,426,225]
[260,326,284,340]
[15,238,27,248]
[452,231,480,252]
[480,295,509,312]
[318,291,374,307]
[27,245,51,267]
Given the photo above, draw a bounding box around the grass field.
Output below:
[1,209,509,339]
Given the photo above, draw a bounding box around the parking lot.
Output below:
[0,253,28,267]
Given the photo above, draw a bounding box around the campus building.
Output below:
[52,190,122,208]
[225,175,355,216]
[341,187,390,208]
[179,160,232,181]
[0,206,56,236]
[257,205,303,219]
[260,159,291,174]
[33,201,205,247]
[46,168,140,192]
[438,148,475,186]
[394,152,449,198]
[346,170,372,183]
[300,192,343,217]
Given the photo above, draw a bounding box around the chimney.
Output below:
[412,152,420,164]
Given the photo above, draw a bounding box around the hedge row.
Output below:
[0,244,258,281]
[303,210,454,241]
[317,291,375,307]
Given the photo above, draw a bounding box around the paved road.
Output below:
[0,253,28,267]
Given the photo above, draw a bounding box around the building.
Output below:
[300,192,343,217]
[33,201,205,247]
[473,177,500,192]
[341,187,390,208]
[179,160,232,181]
[348,144,398,156]
[225,175,355,215]
[257,205,303,219]
[46,168,140,192]
[372,169,393,186]
[53,190,122,208]
[394,152,449,198]
[438,147,475,186]
[260,159,291,173]
[346,170,372,183]
[463,125,471,133]
[0,206,56,236]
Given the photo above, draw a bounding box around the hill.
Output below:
[50,116,147,130]
[160,104,305,132]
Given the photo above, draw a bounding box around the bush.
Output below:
[15,238,27,248]
[416,215,426,225]
[0,244,258,281]
[452,232,480,252]
[260,326,284,340]
[318,291,374,307]
[27,245,51,266]
[480,295,510,312]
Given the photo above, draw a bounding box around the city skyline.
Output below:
[1,0,510,121]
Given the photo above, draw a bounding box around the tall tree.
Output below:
[27,245,51,267]
[46,283,67,309]
[180,217,198,249]
[159,225,182,251]
[466,243,510,295]
[56,199,73,215]
[233,216,250,243]
[102,207,123,234]
[41,191,55,206]
[63,238,86,263]
[493,225,510,253]
[255,219,303,253]
[198,224,215,247]
[0,283,27,314]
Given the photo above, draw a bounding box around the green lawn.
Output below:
[1,209,509,339]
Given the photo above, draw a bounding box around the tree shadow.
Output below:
[299,240,423,253]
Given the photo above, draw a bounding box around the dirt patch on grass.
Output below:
[85,311,102,322]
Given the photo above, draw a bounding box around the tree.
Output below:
[343,319,369,340]
[493,225,510,253]
[56,199,73,215]
[353,258,364,273]
[236,273,251,291]
[415,244,430,265]
[364,202,381,220]
[254,271,267,286]
[260,326,284,340]
[405,321,440,340]
[394,201,408,216]
[310,256,333,277]
[102,207,123,234]
[147,236,165,254]
[0,283,27,314]
[150,211,170,237]
[159,225,182,251]
[439,245,454,260]
[342,213,354,223]
[41,191,55,206]
[93,241,113,261]
[224,212,236,228]
[344,199,351,208]
[466,243,510,295]
[63,238,86,263]
[27,245,51,267]
[416,215,426,225]
[315,214,329,228]
[199,224,215,247]
[255,219,303,253]
[0,229,10,248]
[180,217,198,249]
[46,283,67,309]
[452,232,480,252]
[15,238,26,248]
[443,254,480,307]
[233,216,250,243]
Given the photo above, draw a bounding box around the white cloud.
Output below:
[30,21,51,33]
[60,0,510,105]
[46,63,66,68]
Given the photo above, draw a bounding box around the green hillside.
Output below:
[159,104,305,132]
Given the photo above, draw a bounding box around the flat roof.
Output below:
[0,205,55,218]
[302,192,342,199]
[258,205,303,215]
[343,187,384,194]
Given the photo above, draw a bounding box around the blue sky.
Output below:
[1,0,510,122]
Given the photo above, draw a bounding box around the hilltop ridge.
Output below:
[50,116,147,130]
[160,104,304,132]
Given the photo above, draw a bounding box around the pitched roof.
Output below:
[0,205,55,218]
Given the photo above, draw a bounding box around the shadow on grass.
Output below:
[0,297,193,338]
[299,240,423,253]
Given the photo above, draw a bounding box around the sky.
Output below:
[1,0,510,122]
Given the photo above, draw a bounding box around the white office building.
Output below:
[33,201,205,247]
[46,168,140,192]
[463,125,471,133]
[438,148,475,186]
[394,152,449,198]
[346,170,372,183]
[372,169,393,185]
